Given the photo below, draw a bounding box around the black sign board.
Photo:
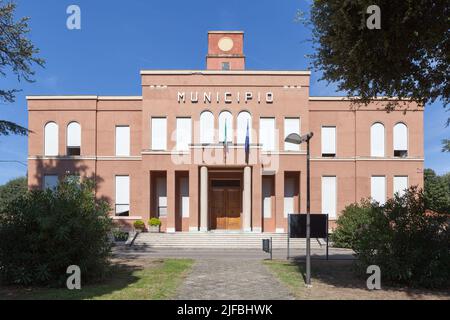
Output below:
[288,213,328,238]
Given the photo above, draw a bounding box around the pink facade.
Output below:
[27,31,423,232]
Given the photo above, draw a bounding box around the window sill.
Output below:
[112,216,142,220]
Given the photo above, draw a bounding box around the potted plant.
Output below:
[148,217,162,233]
[133,219,145,233]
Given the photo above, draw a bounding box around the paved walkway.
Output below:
[175,258,294,300]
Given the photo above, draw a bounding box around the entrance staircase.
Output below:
[132,232,327,249]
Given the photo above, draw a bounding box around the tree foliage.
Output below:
[305,1,449,149]
[424,168,450,213]
[0,1,44,136]
[0,176,27,211]
[0,177,113,286]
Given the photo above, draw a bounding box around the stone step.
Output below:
[131,232,327,248]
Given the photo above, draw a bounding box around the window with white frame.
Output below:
[218,111,233,142]
[43,175,58,190]
[370,123,385,157]
[393,176,408,197]
[115,126,130,156]
[393,123,408,157]
[371,176,386,204]
[66,122,81,156]
[176,118,192,151]
[262,177,273,218]
[44,122,58,156]
[151,117,167,150]
[321,126,336,157]
[284,176,295,217]
[259,118,275,151]
[284,118,300,151]
[156,176,167,217]
[179,176,189,218]
[115,175,130,216]
[237,111,252,144]
[200,111,214,144]
[321,176,337,218]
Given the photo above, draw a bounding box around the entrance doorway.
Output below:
[210,179,241,230]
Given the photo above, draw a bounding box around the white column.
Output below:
[243,166,252,232]
[200,166,208,232]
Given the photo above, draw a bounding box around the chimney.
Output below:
[206,31,245,70]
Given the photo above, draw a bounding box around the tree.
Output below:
[0,177,113,286]
[0,176,27,210]
[423,168,450,213]
[0,1,44,136]
[303,1,449,149]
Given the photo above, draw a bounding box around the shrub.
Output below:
[352,187,450,288]
[112,229,129,242]
[0,176,27,212]
[148,217,161,226]
[133,220,145,231]
[0,177,113,287]
[330,200,373,248]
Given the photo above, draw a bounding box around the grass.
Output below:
[264,259,450,300]
[0,258,193,300]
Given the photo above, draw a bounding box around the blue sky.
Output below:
[0,0,448,184]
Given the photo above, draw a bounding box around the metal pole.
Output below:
[270,237,273,260]
[287,214,290,260]
[306,138,311,286]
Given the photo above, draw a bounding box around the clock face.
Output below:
[218,37,234,52]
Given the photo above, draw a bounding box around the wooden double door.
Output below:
[210,180,241,230]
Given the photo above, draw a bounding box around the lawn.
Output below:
[264,259,450,300]
[0,258,193,300]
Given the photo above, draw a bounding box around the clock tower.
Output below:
[206,31,245,70]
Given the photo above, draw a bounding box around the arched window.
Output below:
[393,123,408,157]
[67,122,81,155]
[218,111,233,142]
[370,122,385,157]
[237,111,252,144]
[44,122,58,156]
[199,111,214,144]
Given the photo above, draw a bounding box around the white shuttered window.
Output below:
[321,126,336,156]
[237,111,252,144]
[115,176,130,216]
[179,177,190,218]
[200,111,214,144]
[371,176,386,204]
[284,118,300,151]
[262,177,272,218]
[394,176,408,197]
[44,122,58,156]
[284,177,295,217]
[115,126,130,156]
[176,118,192,151]
[371,123,385,157]
[259,118,275,151]
[151,118,167,150]
[322,176,337,218]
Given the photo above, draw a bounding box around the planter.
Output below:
[149,225,160,233]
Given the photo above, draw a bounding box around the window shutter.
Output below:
[151,118,167,150]
[115,176,130,214]
[237,112,252,144]
[259,118,275,151]
[321,176,337,218]
[176,118,192,151]
[180,177,190,218]
[219,111,233,142]
[321,126,336,155]
[44,175,58,190]
[262,177,272,218]
[44,122,59,156]
[394,123,408,151]
[284,177,295,217]
[115,126,130,156]
[200,111,214,144]
[67,122,81,147]
[371,176,386,204]
[284,118,300,151]
[394,176,408,197]
[156,176,167,216]
[371,123,385,157]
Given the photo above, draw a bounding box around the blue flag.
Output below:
[245,120,250,163]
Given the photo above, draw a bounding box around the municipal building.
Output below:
[27,31,424,232]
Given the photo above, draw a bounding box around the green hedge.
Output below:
[0,178,113,287]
